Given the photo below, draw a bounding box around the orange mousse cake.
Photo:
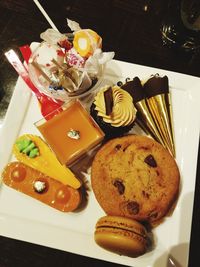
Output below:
[36,100,104,165]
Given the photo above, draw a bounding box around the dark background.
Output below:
[0,0,199,266]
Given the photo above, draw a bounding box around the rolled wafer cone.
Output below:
[144,75,175,157]
[121,77,165,147]
[165,92,175,145]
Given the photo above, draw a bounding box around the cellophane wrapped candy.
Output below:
[28,19,115,102]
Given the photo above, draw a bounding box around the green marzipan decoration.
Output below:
[16,139,40,158]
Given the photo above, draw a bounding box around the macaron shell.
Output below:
[95,227,147,257]
[94,216,148,257]
[96,215,147,238]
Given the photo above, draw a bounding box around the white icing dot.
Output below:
[34,181,46,193]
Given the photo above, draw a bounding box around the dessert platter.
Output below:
[0,20,200,267]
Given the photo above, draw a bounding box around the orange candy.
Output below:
[73,29,102,58]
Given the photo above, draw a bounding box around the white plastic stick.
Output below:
[33,0,59,31]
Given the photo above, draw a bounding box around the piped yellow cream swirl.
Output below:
[94,85,137,127]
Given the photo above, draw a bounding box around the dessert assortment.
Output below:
[1,19,181,260]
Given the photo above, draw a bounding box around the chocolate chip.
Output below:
[123,144,130,152]
[113,179,125,195]
[127,201,139,215]
[139,146,149,150]
[144,154,157,167]
[115,144,122,150]
[149,211,158,220]
[156,170,160,176]
[142,190,150,198]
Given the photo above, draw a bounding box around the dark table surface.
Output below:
[0,0,199,266]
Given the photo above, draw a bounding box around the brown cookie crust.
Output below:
[91,135,180,224]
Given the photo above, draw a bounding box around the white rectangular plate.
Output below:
[0,47,200,267]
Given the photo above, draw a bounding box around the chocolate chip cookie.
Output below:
[91,135,180,224]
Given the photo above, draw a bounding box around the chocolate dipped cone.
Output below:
[121,77,165,147]
[143,75,175,157]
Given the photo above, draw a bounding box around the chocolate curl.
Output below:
[144,75,175,157]
[104,87,113,115]
[121,77,165,147]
